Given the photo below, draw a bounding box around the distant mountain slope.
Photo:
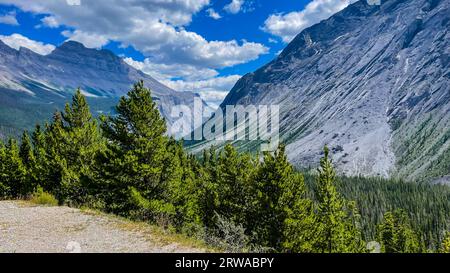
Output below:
[0,40,202,138]
[217,0,450,182]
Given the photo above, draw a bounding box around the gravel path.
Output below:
[0,201,203,253]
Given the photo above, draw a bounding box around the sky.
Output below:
[0,0,356,108]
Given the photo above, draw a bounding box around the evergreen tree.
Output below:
[0,140,9,197]
[43,111,67,198]
[254,145,312,251]
[30,124,48,189]
[165,139,203,230]
[98,80,172,217]
[59,89,104,203]
[377,209,421,253]
[215,144,255,226]
[200,146,221,228]
[1,139,27,197]
[19,131,36,194]
[312,146,365,253]
[19,131,35,168]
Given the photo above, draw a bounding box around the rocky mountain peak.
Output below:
[217,0,450,182]
[48,41,123,71]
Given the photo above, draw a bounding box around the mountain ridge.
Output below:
[0,40,203,138]
[216,0,450,182]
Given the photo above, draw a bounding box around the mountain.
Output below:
[201,0,450,182]
[0,40,202,138]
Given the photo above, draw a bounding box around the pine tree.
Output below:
[43,111,67,198]
[1,139,27,197]
[19,131,35,168]
[0,140,9,197]
[197,146,219,228]
[59,89,104,203]
[165,139,203,230]
[254,145,312,251]
[19,131,36,194]
[98,81,171,217]
[215,144,254,226]
[312,146,365,253]
[30,124,48,189]
[377,209,421,253]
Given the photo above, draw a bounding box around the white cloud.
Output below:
[166,75,239,109]
[123,56,239,106]
[124,57,219,81]
[0,11,19,26]
[62,29,109,49]
[224,0,244,14]
[40,16,59,28]
[141,29,268,68]
[0,33,55,55]
[207,8,221,20]
[0,0,267,70]
[263,0,356,43]
[165,75,241,93]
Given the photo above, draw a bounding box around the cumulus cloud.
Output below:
[0,11,19,25]
[124,56,239,106]
[62,29,109,48]
[40,16,59,28]
[0,0,267,70]
[164,75,239,107]
[165,75,241,93]
[207,8,221,20]
[262,0,356,43]
[0,33,55,55]
[123,57,219,82]
[224,0,244,14]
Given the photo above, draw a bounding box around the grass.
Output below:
[29,187,58,206]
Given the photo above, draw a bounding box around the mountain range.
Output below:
[192,0,450,183]
[0,40,201,138]
[1,0,448,183]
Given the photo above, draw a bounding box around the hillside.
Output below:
[195,0,450,183]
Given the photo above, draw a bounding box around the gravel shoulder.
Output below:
[0,200,206,253]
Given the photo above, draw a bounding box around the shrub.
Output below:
[30,186,58,206]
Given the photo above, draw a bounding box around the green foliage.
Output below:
[377,209,420,253]
[19,131,36,194]
[96,81,174,220]
[311,146,365,253]
[35,89,104,204]
[305,175,450,250]
[254,145,312,251]
[440,232,450,253]
[0,139,27,197]
[0,81,448,253]
[30,186,58,206]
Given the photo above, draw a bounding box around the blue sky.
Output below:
[0,0,355,107]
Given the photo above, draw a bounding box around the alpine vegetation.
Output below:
[1,82,449,253]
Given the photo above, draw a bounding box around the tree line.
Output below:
[0,81,449,253]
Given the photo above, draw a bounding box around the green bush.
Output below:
[30,186,58,206]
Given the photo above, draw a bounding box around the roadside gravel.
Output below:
[0,200,204,253]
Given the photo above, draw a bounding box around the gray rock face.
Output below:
[0,40,202,129]
[221,0,450,181]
